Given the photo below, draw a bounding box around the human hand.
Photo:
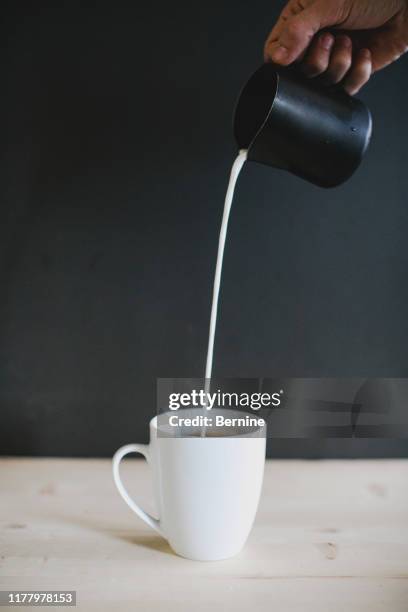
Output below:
[264,0,408,94]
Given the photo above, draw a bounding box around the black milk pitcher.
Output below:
[233,63,372,188]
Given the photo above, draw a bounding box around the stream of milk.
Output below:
[203,150,247,418]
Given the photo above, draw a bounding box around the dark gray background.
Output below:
[2,0,408,457]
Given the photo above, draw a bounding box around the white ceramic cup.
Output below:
[112,409,266,561]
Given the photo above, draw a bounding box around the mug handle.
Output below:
[112,443,163,536]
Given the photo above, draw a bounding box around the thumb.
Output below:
[265,1,336,65]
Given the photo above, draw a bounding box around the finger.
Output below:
[343,49,372,95]
[324,34,353,83]
[301,32,334,76]
[265,1,334,65]
[368,32,408,72]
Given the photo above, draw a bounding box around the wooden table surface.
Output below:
[1,458,407,611]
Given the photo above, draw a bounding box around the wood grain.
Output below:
[1,459,407,611]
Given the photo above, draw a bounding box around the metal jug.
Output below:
[233,63,372,188]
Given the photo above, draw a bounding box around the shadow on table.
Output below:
[60,514,176,557]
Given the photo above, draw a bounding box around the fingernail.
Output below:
[344,83,358,96]
[271,45,289,62]
[338,35,352,48]
[321,33,334,50]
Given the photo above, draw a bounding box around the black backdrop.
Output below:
[2,0,408,457]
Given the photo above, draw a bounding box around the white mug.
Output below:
[112,409,266,561]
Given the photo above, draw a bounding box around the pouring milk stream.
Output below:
[202,150,247,428]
